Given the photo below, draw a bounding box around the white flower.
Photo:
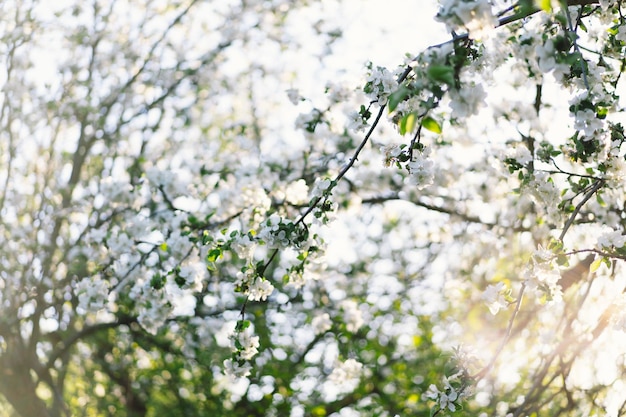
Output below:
[75,275,110,313]
[381,144,403,167]
[230,329,260,360]
[257,215,294,249]
[232,233,257,261]
[241,186,271,214]
[535,39,557,73]
[223,358,252,378]
[611,297,626,332]
[425,380,460,412]
[573,108,604,139]
[283,179,309,205]
[340,300,363,333]
[525,258,562,302]
[616,25,626,42]
[286,88,301,105]
[136,293,172,335]
[99,176,133,206]
[365,64,398,104]
[449,82,486,118]
[425,384,441,400]
[534,244,554,262]
[436,0,497,40]
[346,110,369,133]
[439,388,458,412]
[527,172,561,224]
[599,0,616,10]
[598,230,626,250]
[329,358,363,383]
[407,149,435,190]
[604,155,626,187]
[311,313,332,335]
[482,282,508,315]
[506,145,533,166]
[248,277,274,301]
[295,109,323,133]
[311,178,333,199]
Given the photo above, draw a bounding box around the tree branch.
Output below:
[47,316,137,367]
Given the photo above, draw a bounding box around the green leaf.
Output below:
[399,111,418,135]
[427,64,455,86]
[202,230,212,245]
[422,116,442,134]
[518,0,537,15]
[235,320,251,331]
[207,248,222,262]
[590,257,602,273]
[536,0,551,12]
[388,85,410,112]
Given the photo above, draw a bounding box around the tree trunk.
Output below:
[0,339,51,417]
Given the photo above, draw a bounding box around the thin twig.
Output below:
[472,283,526,381]
[558,179,604,241]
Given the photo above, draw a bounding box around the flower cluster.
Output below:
[224,321,261,379]
[75,275,110,314]
[524,247,563,302]
[448,81,487,118]
[481,282,510,315]
[527,172,562,225]
[311,312,333,335]
[380,144,435,190]
[258,214,309,249]
[425,372,472,414]
[436,0,497,40]
[597,229,626,251]
[328,358,363,384]
[381,144,405,168]
[235,267,275,301]
[364,63,398,105]
[407,148,436,190]
[340,299,364,333]
[534,38,571,81]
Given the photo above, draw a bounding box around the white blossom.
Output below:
[295,109,323,132]
[310,178,333,199]
[598,229,626,250]
[136,293,172,335]
[604,154,626,188]
[506,145,533,166]
[525,258,563,302]
[230,328,260,360]
[311,313,332,335]
[75,275,110,313]
[346,110,369,133]
[283,179,309,205]
[482,282,508,315]
[224,358,252,379]
[340,300,363,333]
[381,144,403,167]
[449,82,486,118]
[232,233,257,261]
[365,64,398,104]
[436,0,497,40]
[328,358,363,384]
[407,149,435,190]
[573,108,604,139]
[286,88,301,105]
[248,277,274,301]
[599,0,616,10]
